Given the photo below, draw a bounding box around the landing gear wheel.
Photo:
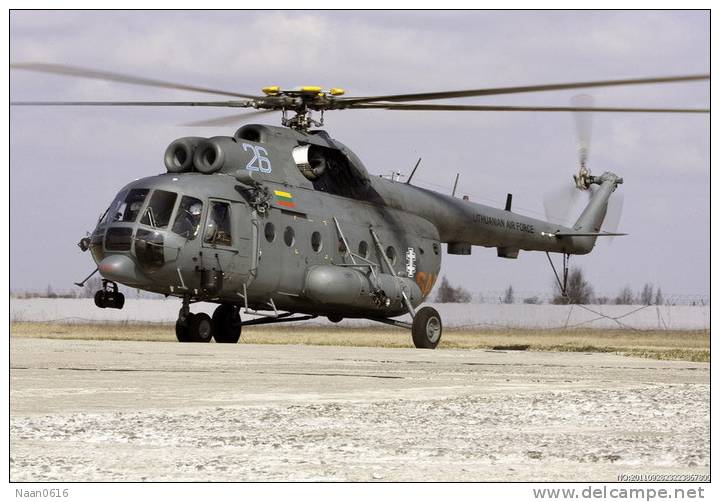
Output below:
[94,290,106,309]
[93,282,124,309]
[212,304,242,344]
[411,307,442,349]
[188,313,214,343]
[175,313,195,343]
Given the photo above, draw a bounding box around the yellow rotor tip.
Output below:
[298,86,323,94]
[262,86,280,96]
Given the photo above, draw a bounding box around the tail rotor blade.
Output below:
[571,94,594,168]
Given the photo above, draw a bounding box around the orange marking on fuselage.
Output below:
[415,272,437,297]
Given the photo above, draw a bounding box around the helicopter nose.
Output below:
[98,254,146,285]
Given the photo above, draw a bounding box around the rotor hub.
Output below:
[256,86,344,130]
[573,165,592,190]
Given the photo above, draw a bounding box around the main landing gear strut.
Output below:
[175,298,318,343]
[176,298,243,343]
[174,299,443,348]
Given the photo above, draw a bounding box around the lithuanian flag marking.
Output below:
[274,190,296,208]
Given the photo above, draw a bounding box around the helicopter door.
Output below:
[200,199,254,295]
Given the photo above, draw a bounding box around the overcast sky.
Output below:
[9,10,709,299]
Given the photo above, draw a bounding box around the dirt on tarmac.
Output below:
[10,338,709,481]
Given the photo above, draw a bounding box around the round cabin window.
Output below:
[311,231,323,253]
[386,246,397,265]
[358,240,368,258]
[264,222,275,243]
[284,226,295,247]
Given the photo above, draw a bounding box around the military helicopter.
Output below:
[11,64,709,348]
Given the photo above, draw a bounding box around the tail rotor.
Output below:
[543,94,624,237]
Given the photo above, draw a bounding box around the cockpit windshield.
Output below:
[140,190,178,229]
[171,196,204,239]
[102,189,149,224]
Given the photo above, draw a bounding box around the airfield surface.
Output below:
[10,338,709,481]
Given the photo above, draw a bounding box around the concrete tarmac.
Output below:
[10,338,709,481]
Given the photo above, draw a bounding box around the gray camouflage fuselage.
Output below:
[89,124,620,319]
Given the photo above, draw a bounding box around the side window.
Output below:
[264,222,276,243]
[171,196,203,239]
[311,231,322,252]
[284,226,295,247]
[204,202,232,246]
[386,246,397,265]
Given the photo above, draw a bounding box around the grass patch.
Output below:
[9,322,709,362]
[622,348,710,363]
[491,344,531,351]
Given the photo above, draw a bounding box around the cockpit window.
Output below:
[204,201,232,246]
[171,196,203,239]
[99,191,125,224]
[140,190,177,229]
[103,189,149,224]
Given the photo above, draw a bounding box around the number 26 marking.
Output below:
[242,143,272,173]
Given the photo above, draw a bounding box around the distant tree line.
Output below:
[434,276,472,303]
[433,269,700,305]
[549,267,665,305]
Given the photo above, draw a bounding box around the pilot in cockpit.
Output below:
[172,200,203,239]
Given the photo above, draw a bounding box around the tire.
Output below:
[94,290,106,308]
[114,292,125,310]
[411,306,442,349]
[212,304,242,344]
[175,313,195,343]
[188,313,214,343]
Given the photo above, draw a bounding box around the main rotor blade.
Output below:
[181,109,276,127]
[340,74,709,105]
[11,62,261,99]
[352,103,710,113]
[11,100,254,107]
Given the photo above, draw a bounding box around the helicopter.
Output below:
[11,64,709,348]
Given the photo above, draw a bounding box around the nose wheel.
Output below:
[94,280,125,309]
